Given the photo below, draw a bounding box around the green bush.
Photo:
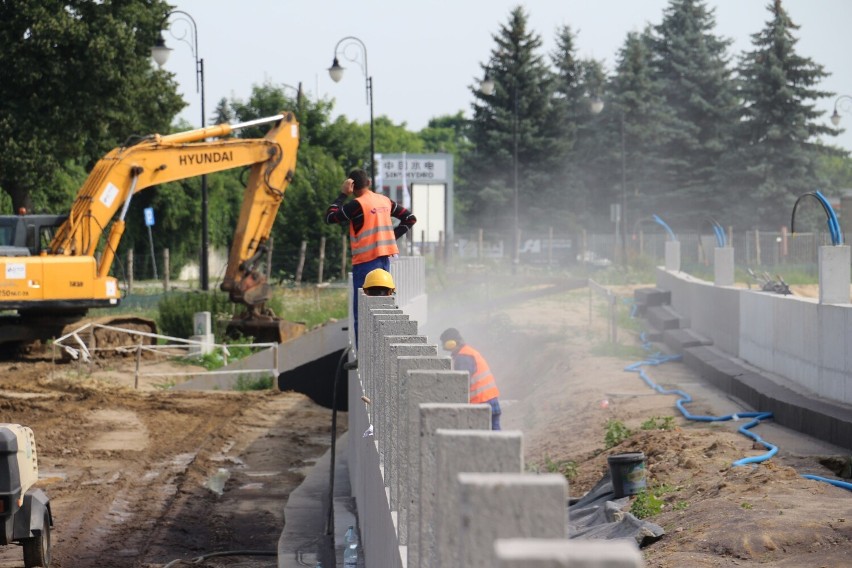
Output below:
[630,488,664,519]
[157,290,235,341]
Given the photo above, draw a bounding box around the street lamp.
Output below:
[329,37,375,189]
[830,95,852,126]
[479,71,521,269]
[151,10,210,291]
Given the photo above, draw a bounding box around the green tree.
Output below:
[467,6,556,229]
[0,0,184,213]
[649,0,739,225]
[729,0,835,228]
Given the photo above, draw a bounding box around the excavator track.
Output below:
[0,313,157,360]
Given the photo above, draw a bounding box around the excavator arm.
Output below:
[0,113,299,348]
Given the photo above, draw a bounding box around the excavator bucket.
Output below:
[226,316,306,345]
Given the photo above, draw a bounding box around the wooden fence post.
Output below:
[127,250,134,295]
[163,248,170,292]
[295,240,307,286]
[318,236,326,284]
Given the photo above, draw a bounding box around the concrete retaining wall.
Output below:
[347,257,644,567]
[656,268,852,405]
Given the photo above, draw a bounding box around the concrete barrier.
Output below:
[346,255,645,567]
[656,267,852,405]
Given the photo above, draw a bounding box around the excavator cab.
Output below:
[0,214,67,257]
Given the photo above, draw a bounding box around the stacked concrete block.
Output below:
[392,360,454,546]
[432,431,524,568]
[494,538,645,568]
[413,403,491,568]
[456,473,568,568]
[383,342,435,517]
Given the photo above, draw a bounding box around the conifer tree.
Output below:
[467,6,555,229]
[731,0,834,228]
[649,0,739,225]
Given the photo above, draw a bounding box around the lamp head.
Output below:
[328,57,345,83]
[831,110,842,127]
[480,75,495,96]
[151,33,172,68]
[590,97,605,115]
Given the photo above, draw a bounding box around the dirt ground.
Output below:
[0,354,336,568]
[2,275,850,567]
[478,280,852,568]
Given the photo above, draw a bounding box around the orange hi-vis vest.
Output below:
[350,191,399,265]
[458,344,500,404]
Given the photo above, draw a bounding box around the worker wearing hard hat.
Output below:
[363,268,396,297]
[440,328,502,430]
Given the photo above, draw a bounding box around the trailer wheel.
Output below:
[22,511,50,568]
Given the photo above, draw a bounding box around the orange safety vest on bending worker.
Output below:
[457,344,500,404]
[350,192,399,265]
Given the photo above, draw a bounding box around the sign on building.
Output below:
[376,153,454,243]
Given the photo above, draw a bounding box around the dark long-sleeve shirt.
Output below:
[325,192,416,239]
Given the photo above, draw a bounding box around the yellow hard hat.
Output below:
[364,268,395,291]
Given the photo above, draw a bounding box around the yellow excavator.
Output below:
[0,112,300,354]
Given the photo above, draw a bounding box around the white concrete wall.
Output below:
[657,267,852,404]
[347,265,645,568]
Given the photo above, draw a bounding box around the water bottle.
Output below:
[343,543,358,567]
[344,525,356,546]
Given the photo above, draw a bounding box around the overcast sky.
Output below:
[158,0,852,152]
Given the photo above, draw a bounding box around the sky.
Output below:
[158,0,852,152]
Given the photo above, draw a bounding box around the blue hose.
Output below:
[624,355,778,466]
[652,214,677,241]
[624,340,849,489]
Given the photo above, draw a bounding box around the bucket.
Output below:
[607,452,647,498]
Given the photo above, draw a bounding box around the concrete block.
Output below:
[664,240,680,272]
[417,404,491,568]
[494,538,645,568]
[385,352,445,530]
[434,431,524,568]
[633,287,670,308]
[818,245,851,305]
[714,247,734,287]
[378,339,430,485]
[457,473,567,568]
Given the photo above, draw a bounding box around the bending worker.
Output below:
[440,328,502,430]
[363,268,396,297]
[325,168,416,339]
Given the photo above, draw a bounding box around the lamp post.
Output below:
[479,73,521,269]
[329,37,375,189]
[151,10,210,290]
[589,98,628,265]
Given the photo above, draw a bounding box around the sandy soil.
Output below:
[2,276,850,567]
[0,356,336,568]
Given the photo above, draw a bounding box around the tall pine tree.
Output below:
[467,6,555,231]
[730,0,834,228]
[650,0,739,226]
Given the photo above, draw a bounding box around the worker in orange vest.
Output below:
[325,169,416,341]
[440,328,501,430]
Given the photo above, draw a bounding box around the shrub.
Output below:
[604,418,632,449]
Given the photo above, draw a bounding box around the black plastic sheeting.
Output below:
[568,472,665,547]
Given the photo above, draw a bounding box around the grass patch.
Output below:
[234,374,275,391]
[640,416,676,431]
[604,419,632,449]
